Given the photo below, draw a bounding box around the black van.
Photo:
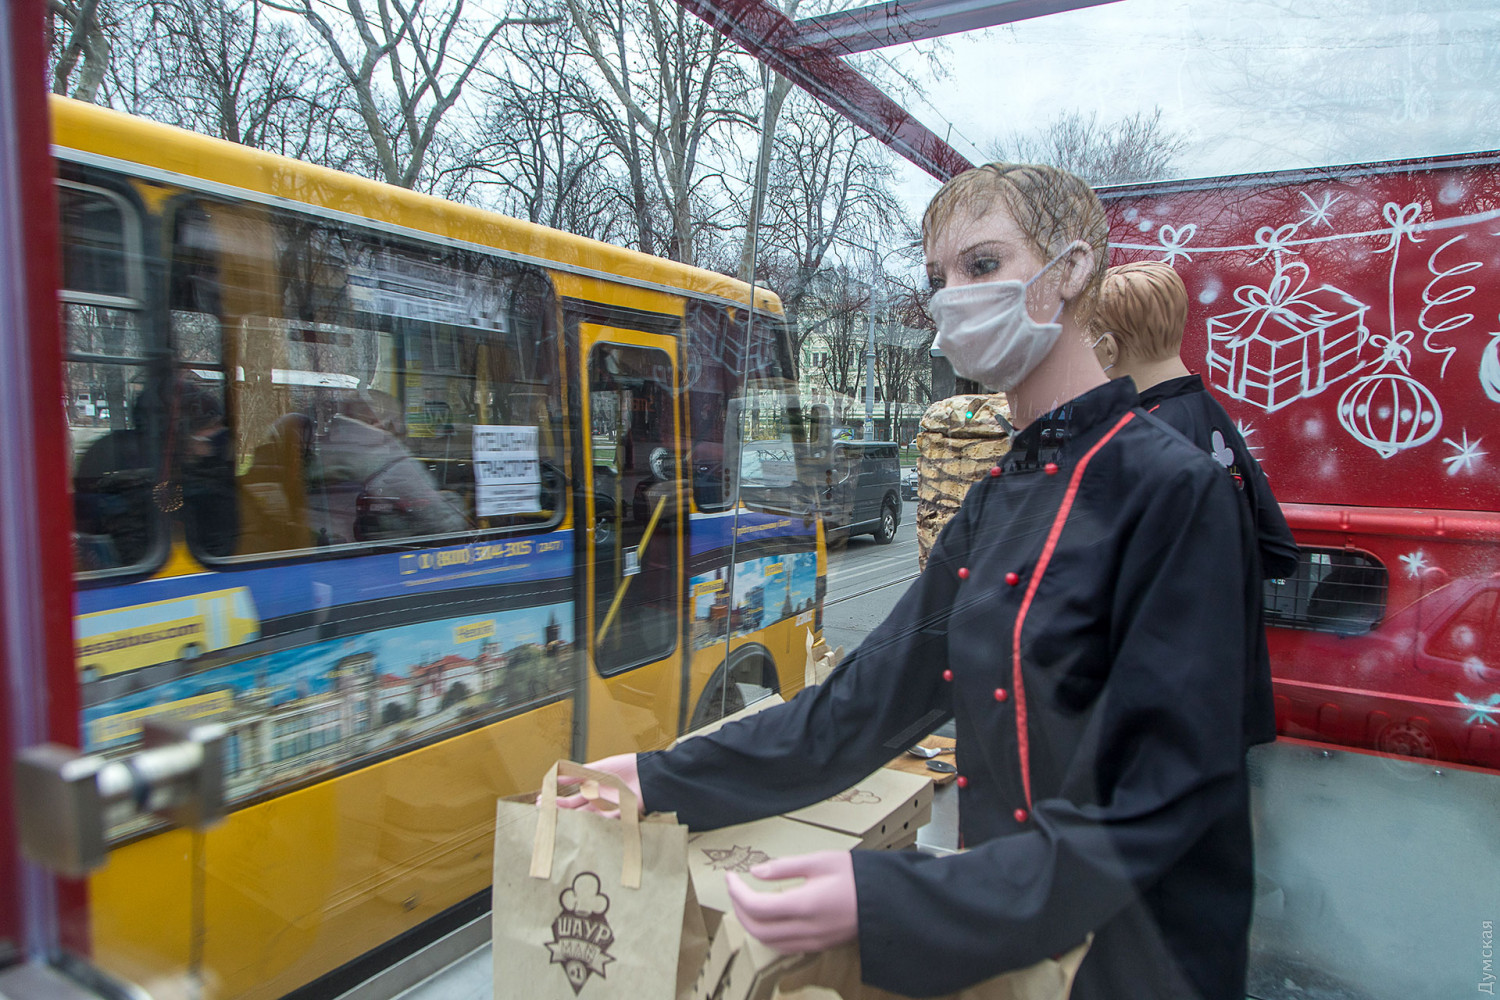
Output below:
[826,440,902,544]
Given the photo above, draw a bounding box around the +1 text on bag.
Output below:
[492,761,707,1000]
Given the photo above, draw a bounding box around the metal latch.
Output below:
[13,718,226,877]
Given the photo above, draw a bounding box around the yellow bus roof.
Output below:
[50,96,783,314]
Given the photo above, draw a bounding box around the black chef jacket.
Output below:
[1136,374,1298,580]
[639,378,1255,1000]
[1138,373,1299,746]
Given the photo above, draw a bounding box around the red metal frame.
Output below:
[670,0,1119,181]
[671,0,972,180]
[1,0,86,958]
[789,0,1122,53]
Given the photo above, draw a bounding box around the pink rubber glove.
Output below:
[551,753,645,817]
[726,851,858,954]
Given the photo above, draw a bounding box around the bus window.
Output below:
[588,342,680,673]
[685,301,788,511]
[60,181,158,573]
[165,199,563,558]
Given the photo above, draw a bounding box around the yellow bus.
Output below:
[54,95,829,999]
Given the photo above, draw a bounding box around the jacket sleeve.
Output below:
[636,503,970,832]
[1242,450,1298,579]
[851,465,1249,997]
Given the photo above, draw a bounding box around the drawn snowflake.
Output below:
[701,845,770,873]
[1299,191,1344,230]
[1398,550,1430,579]
[1456,692,1500,726]
[1235,419,1262,458]
[1441,430,1486,475]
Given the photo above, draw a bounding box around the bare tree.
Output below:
[263,0,552,191]
[874,281,934,439]
[991,107,1187,185]
[749,92,903,355]
[459,10,626,239]
[561,0,753,262]
[50,0,117,101]
[104,0,351,164]
[799,266,871,400]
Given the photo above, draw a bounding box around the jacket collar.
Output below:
[1003,377,1139,471]
[1136,373,1204,409]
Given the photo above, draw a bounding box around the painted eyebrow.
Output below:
[957,241,1007,258]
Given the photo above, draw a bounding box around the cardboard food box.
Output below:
[785,768,934,850]
[687,816,861,932]
[673,694,785,747]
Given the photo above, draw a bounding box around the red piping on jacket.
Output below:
[1010,411,1136,810]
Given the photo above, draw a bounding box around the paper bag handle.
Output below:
[532,760,643,889]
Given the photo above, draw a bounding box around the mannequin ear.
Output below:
[1092,332,1121,374]
[1058,242,1095,302]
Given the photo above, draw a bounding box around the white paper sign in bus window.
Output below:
[473,425,542,516]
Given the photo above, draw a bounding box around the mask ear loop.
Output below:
[1025,241,1088,323]
[1089,333,1116,374]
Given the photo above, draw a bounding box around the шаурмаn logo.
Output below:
[548,873,615,994]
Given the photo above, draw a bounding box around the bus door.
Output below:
[579,325,685,757]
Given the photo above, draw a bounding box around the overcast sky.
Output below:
[868,0,1500,218]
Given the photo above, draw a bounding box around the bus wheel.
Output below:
[688,650,777,732]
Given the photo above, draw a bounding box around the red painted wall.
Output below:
[1104,152,1500,513]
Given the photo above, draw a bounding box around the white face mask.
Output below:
[929,244,1079,391]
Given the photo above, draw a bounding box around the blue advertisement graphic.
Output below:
[84,602,575,813]
[689,550,817,650]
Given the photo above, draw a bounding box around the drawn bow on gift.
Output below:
[1225,261,1342,333]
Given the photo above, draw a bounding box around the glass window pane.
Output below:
[63,303,150,360]
[58,183,135,299]
[166,199,563,559]
[68,360,156,572]
[589,342,679,673]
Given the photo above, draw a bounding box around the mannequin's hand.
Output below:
[550,754,644,817]
[726,851,858,954]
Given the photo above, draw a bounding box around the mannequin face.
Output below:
[925,205,1076,323]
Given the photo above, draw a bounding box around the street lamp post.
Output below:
[865,245,879,441]
[844,239,918,442]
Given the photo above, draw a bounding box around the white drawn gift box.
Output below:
[687,817,861,932]
[1206,262,1372,413]
[785,768,935,850]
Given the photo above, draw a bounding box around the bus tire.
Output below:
[687,647,778,732]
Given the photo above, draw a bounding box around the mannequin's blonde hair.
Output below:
[1094,261,1188,361]
[921,163,1109,316]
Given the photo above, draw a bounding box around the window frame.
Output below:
[1263,546,1390,635]
[163,195,569,567]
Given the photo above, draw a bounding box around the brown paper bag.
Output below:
[492,761,707,1000]
[696,916,1090,1000]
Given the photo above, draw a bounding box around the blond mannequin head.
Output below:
[1092,262,1188,368]
[921,162,1109,321]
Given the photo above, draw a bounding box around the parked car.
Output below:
[1270,567,1500,769]
[901,466,918,501]
[824,441,901,544]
